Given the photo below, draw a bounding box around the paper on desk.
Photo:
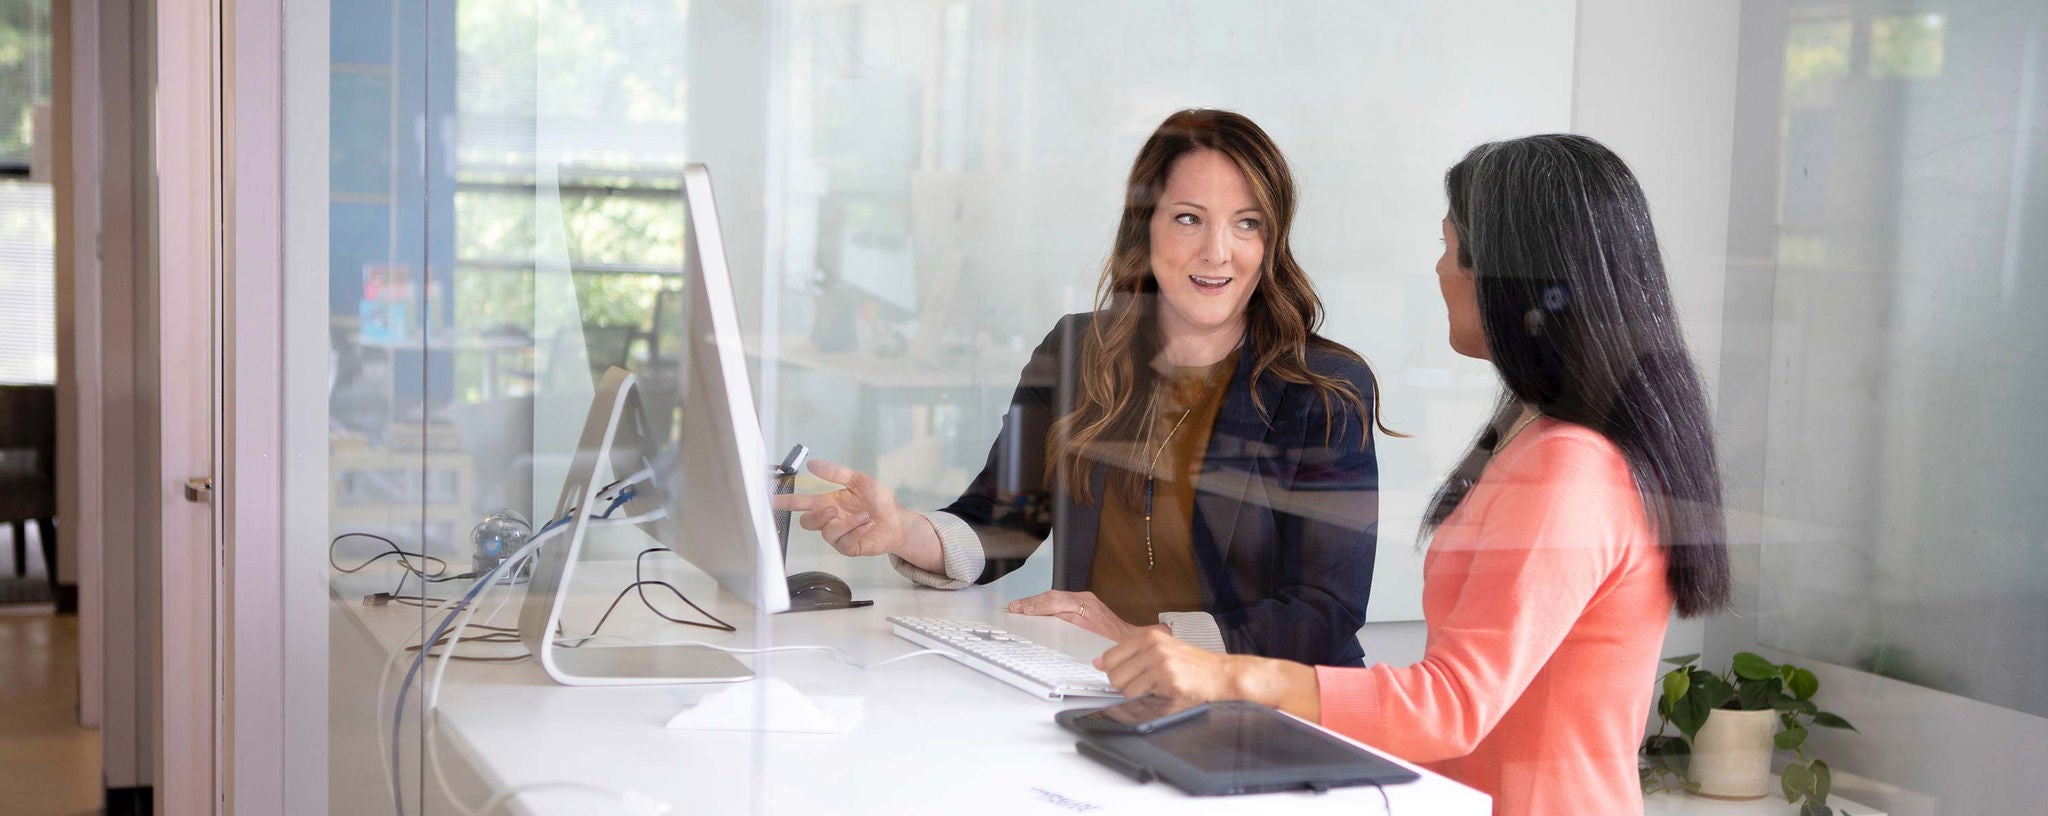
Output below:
[665,677,863,735]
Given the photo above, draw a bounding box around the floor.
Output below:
[0,530,101,816]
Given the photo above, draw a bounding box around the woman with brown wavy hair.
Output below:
[774,109,1391,665]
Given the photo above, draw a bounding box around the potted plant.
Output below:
[1641,652,1857,816]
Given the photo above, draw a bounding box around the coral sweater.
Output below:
[1315,419,1672,816]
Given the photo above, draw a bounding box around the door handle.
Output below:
[184,477,214,504]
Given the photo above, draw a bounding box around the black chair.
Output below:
[582,324,640,381]
[0,385,57,584]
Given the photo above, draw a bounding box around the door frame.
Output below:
[154,0,225,811]
[217,0,292,811]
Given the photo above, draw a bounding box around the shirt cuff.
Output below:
[887,511,985,590]
[1157,611,1228,653]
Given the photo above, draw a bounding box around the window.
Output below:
[0,0,53,386]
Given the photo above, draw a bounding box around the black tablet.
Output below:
[1056,700,1419,796]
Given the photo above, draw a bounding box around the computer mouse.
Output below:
[787,571,853,603]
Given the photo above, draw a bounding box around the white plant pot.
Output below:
[1688,708,1778,800]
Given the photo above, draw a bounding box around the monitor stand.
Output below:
[517,369,752,686]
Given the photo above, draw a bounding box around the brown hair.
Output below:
[1047,109,1398,504]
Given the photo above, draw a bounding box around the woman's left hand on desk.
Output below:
[1008,590,1159,643]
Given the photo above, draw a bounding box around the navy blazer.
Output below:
[939,313,1379,666]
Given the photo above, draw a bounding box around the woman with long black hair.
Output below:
[773,109,1393,666]
[1094,134,1731,816]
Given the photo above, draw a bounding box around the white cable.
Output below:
[377,583,473,812]
[378,507,623,793]
[425,565,526,815]
[381,521,566,815]
[408,508,646,815]
[376,500,722,815]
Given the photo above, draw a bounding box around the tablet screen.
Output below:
[1143,704,1352,773]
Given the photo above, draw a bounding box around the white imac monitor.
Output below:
[664,164,789,614]
[518,164,787,686]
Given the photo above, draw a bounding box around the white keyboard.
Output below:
[888,616,1122,701]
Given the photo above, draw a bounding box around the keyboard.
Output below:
[888,616,1123,701]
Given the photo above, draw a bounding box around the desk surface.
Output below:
[1645,784,1884,815]
[333,548,1490,816]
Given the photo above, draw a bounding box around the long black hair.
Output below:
[1421,134,1730,618]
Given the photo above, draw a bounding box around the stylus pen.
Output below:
[773,445,810,557]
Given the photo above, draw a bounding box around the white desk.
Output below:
[1646,784,1885,815]
[330,549,1490,815]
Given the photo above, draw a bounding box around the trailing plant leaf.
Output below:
[1789,668,1820,700]
[1663,670,1690,706]
[1812,759,1831,803]
[1639,735,1692,795]
[1771,696,1818,715]
[1775,726,1809,752]
[1782,761,1813,802]
[1662,653,1701,666]
[1733,652,1779,680]
[1812,712,1857,731]
[1641,735,1691,779]
[1800,804,1834,816]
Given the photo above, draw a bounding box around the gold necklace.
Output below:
[1495,409,1542,453]
[1141,360,1230,571]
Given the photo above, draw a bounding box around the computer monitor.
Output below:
[517,164,788,686]
[658,164,790,614]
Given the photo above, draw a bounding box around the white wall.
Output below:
[1355,0,1743,668]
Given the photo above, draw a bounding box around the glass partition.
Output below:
[1749,1,2048,717]
[269,1,2048,814]
[294,3,1587,812]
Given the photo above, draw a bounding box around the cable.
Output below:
[556,548,735,647]
[330,532,452,580]
[627,548,727,629]
[423,495,645,812]
[427,555,527,810]
[386,521,564,816]
[331,533,480,618]
[405,630,528,663]
[386,594,458,608]
[391,491,642,816]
